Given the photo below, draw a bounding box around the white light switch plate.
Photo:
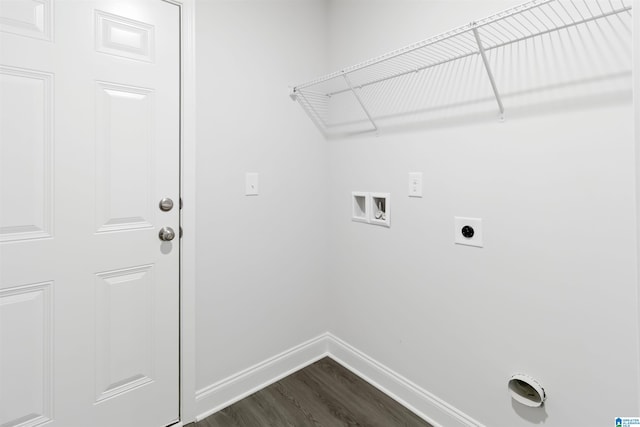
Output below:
[245,173,259,196]
[408,172,422,197]
[454,217,483,247]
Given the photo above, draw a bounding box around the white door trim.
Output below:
[180,0,197,423]
[634,0,640,417]
[162,0,197,424]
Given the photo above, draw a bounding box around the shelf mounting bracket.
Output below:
[343,73,378,132]
[472,24,505,121]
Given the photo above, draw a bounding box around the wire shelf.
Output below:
[290,0,632,135]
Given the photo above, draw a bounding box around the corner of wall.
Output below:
[193,332,486,427]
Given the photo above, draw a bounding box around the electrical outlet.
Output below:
[454,217,483,247]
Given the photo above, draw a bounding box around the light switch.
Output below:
[245,173,259,196]
[408,172,422,197]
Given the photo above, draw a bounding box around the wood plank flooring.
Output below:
[189,357,433,427]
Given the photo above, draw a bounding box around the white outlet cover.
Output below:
[408,172,422,198]
[245,173,259,196]
[454,217,483,247]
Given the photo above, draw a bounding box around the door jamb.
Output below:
[634,0,640,417]
[179,0,197,422]
[162,0,197,424]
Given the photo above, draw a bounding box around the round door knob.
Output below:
[159,226,176,241]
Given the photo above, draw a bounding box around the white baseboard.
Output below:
[194,332,484,427]
[325,333,485,427]
[194,333,329,421]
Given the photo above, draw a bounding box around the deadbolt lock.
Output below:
[159,197,174,212]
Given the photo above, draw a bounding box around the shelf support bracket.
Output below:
[472,25,504,121]
[343,73,378,132]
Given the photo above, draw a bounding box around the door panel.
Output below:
[0,282,53,427]
[0,0,53,41]
[95,81,155,233]
[0,1,180,426]
[94,265,155,403]
[95,10,154,62]
[0,66,53,242]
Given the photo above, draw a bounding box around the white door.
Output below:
[0,1,180,426]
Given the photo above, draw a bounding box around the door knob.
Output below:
[159,226,176,241]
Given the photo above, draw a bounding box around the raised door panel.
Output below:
[0,0,52,41]
[95,10,154,63]
[0,66,53,242]
[94,265,154,403]
[0,282,53,427]
[95,81,155,233]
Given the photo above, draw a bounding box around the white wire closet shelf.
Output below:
[290,0,633,135]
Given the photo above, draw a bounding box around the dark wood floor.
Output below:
[188,357,432,427]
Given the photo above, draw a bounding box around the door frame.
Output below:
[634,0,640,418]
[161,0,197,424]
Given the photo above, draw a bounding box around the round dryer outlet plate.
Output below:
[454,217,483,247]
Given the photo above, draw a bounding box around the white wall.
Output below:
[194,0,329,396]
[326,1,640,426]
[192,1,640,425]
